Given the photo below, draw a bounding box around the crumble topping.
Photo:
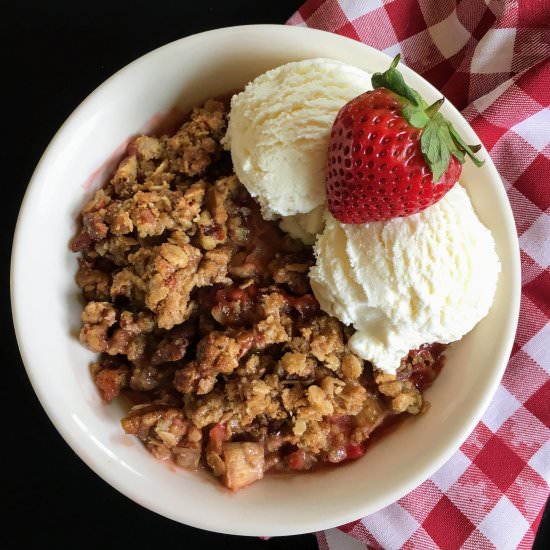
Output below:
[72,99,445,490]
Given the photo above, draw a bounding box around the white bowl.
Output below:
[11,25,520,536]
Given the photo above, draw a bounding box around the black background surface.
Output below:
[3,1,548,548]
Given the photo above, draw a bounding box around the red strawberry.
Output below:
[326,55,483,223]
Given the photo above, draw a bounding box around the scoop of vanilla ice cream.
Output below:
[310,184,501,373]
[279,206,326,245]
[224,59,371,220]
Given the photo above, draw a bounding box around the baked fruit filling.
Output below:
[72,99,445,491]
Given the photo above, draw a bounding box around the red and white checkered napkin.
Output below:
[288,1,550,548]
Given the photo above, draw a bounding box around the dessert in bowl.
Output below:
[11,25,520,536]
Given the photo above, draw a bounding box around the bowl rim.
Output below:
[11,23,521,536]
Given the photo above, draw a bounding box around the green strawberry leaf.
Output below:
[421,120,451,182]
[373,55,485,181]
[450,144,466,164]
[371,54,420,106]
[447,124,485,167]
[402,103,430,128]
[437,116,465,163]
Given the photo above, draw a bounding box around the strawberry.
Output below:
[326,55,483,223]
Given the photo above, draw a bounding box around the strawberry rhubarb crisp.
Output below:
[71,97,446,490]
[72,54,500,491]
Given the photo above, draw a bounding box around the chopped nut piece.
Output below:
[279,352,314,377]
[341,353,363,379]
[307,385,334,416]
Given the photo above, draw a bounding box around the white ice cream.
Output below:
[310,184,501,373]
[279,206,326,245]
[224,58,371,225]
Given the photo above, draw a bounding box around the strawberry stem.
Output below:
[389,54,400,70]
[371,55,419,106]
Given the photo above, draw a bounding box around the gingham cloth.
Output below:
[287,1,550,549]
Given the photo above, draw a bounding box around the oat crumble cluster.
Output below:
[71,99,445,490]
